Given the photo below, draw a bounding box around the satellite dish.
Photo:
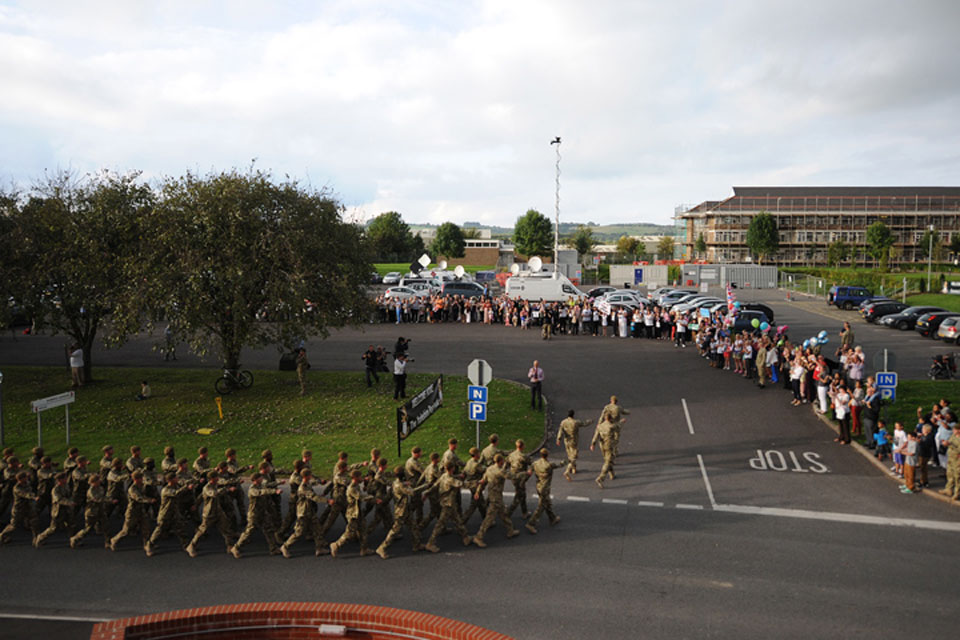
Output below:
[454,265,465,278]
[510,263,520,276]
[529,256,543,272]
[438,259,448,271]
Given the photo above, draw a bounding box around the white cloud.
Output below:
[1,0,958,225]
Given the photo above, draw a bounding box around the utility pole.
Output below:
[551,136,561,279]
[927,224,934,292]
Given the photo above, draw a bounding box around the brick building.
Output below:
[679,186,960,265]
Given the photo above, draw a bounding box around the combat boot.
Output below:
[376,546,390,559]
[424,542,440,553]
[525,523,538,535]
[472,536,487,548]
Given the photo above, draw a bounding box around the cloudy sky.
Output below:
[2,0,958,226]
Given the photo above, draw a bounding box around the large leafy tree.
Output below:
[513,209,553,258]
[918,228,944,261]
[745,211,779,264]
[4,171,151,380]
[615,235,639,260]
[866,220,894,271]
[571,225,596,261]
[827,239,850,267]
[657,235,675,259]
[695,233,707,258]
[129,169,371,370]
[366,211,423,262]
[430,222,465,259]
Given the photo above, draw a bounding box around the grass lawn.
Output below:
[0,367,544,473]
[375,263,496,277]
[880,380,958,428]
[905,293,960,313]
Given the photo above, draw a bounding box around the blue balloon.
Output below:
[809,337,819,347]
[820,336,829,344]
[802,340,810,349]
[733,301,741,309]
[760,322,770,331]
[818,330,828,339]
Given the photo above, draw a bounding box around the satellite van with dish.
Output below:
[506,272,585,302]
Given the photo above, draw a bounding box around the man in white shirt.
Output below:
[528,360,544,411]
[393,354,409,400]
[68,344,84,388]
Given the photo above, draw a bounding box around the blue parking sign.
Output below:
[879,387,896,403]
[876,372,898,387]
[469,402,487,421]
[467,385,488,403]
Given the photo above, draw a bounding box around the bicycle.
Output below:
[215,368,254,394]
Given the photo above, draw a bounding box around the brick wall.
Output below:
[89,602,514,640]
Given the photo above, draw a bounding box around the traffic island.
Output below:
[89,602,514,640]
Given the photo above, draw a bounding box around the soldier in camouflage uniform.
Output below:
[109,470,156,551]
[175,458,199,525]
[257,460,284,532]
[591,416,617,488]
[98,445,114,485]
[161,446,178,473]
[480,434,504,466]
[404,447,425,524]
[0,471,40,545]
[145,472,194,556]
[507,440,532,518]
[0,453,19,519]
[186,471,237,557]
[192,447,211,493]
[598,395,629,456]
[472,455,522,547]
[69,473,112,549]
[940,424,960,500]
[222,448,253,525]
[319,461,351,536]
[28,446,45,474]
[280,459,305,536]
[280,468,329,558]
[461,447,487,523]
[329,470,377,558]
[35,471,75,546]
[375,466,427,559]
[526,449,565,533]
[417,452,443,529]
[63,447,81,480]
[232,472,283,557]
[556,409,591,480]
[125,446,144,475]
[70,456,92,519]
[365,458,394,536]
[424,464,471,553]
[105,458,129,519]
[34,456,57,516]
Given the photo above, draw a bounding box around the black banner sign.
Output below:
[396,375,444,455]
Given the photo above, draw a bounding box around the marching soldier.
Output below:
[28,446,45,474]
[126,446,144,474]
[0,471,40,545]
[70,456,92,519]
[375,467,427,559]
[461,447,487,524]
[35,456,57,515]
[109,470,156,551]
[404,446,425,524]
[142,457,160,518]
[192,447,211,487]
[319,461,351,535]
[258,460,284,531]
[417,452,443,529]
[280,459,306,536]
[175,458,199,525]
[526,449,564,533]
[63,447,81,478]
[366,458,394,535]
[34,472,75,546]
[105,458,129,519]
[232,472,283,557]
[940,423,960,500]
[223,448,253,523]
[480,434,504,466]
[591,415,617,488]
[472,455,523,548]
[186,471,237,557]
[441,438,465,517]
[507,440,532,519]
[99,445,114,484]
[145,472,193,556]
[423,464,471,553]
[280,468,329,558]
[161,446,178,473]
[329,470,377,558]
[556,409,591,480]
[0,453,19,518]
[69,474,113,549]
[598,395,630,455]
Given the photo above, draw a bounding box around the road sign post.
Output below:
[30,391,76,447]
[467,360,492,448]
[876,352,898,416]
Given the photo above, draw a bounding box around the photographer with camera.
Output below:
[393,352,412,400]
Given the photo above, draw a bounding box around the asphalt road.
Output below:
[0,288,957,640]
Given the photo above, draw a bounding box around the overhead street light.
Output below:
[550,136,561,279]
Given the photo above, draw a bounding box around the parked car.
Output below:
[474,270,497,284]
[648,287,679,300]
[731,310,774,335]
[861,300,908,323]
[604,292,649,307]
[370,272,383,284]
[827,285,873,310]
[858,296,891,310]
[657,289,697,304]
[880,306,946,330]
[936,317,960,343]
[587,286,617,299]
[441,281,486,298]
[663,292,703,309]
[384,286,421,300]
[382,272,402,285]
[673,297,722,314]
[739,302,775,324]
[915,311,960,338]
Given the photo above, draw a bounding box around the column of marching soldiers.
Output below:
[0,434,583,559]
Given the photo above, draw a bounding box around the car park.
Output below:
[861,300,908,323]
[915,311,960,338]
[657,289,697,304]
[441,281,486,298]
[648,287,679,300]
[880,305,945,330]
[604,292,649,307]
[382,272,402,285]
[587,286,616,298]
[673,297,722,314]
[663,293,704,309]
[937,317,960,343]
[827,285,873,310]
[857,296,891,310]
[384,286,421,300]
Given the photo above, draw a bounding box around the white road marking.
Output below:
[636,501,665,507]
[714,504,960,533]
[697,454,717,508]
[503,491,515,498]
[567,496,590,502]
[675,503,704,510]
[0,612,109,623]
[601,498,628,505]
[682,398,694,435]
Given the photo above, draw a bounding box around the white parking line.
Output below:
[567,496,590,502]
[682,398,694,435]
[697,454,717,508]
[714,504,960,533]
[0,612,109,623]
[636,501,665,507]
[601,498,628,505]
[675,503,704,510]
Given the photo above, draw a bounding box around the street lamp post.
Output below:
[927,224,934,293]
[550,136,561,278]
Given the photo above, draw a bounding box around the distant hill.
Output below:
[410,221,677,242]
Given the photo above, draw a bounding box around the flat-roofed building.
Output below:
[678,187,960,265]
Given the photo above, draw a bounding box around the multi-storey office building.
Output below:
[679,186,960,265]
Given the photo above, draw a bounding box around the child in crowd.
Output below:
[891,422,907,477]
[874,422,891,460]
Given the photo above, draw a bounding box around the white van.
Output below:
[505,274,585,302]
